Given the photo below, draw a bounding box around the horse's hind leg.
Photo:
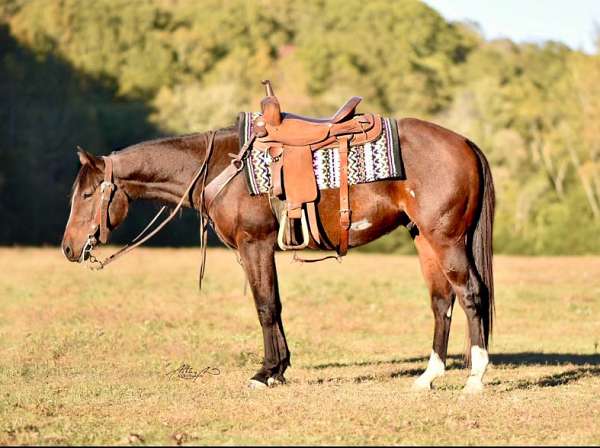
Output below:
[238,238,290,388]
[413,235,456,390]
[434,242,489,393]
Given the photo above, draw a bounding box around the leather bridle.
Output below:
[79,156,116,264]
[97,156,115,244]
[82,131,219,270]
[81,128,256,290]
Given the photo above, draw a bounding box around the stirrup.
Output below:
[277,208,309,251]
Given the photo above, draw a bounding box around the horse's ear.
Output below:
[77,146,104,170]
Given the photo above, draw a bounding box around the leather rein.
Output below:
[82,130,232,271]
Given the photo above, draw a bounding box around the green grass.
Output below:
[1,248,600,445]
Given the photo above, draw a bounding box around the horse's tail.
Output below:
[467,140,495,352]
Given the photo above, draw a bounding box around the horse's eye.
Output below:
[82,191,94,199]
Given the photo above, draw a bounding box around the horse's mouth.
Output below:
[78,235,98,263]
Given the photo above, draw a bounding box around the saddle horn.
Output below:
[262,79,275,97]
[259,80,281,127]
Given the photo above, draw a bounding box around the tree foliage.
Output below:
[1,0,598,253]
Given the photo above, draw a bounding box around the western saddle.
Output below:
[251,80,383,256]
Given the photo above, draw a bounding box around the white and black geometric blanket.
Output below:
[239,112,404,196]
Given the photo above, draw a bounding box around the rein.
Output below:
[83,131,217,270]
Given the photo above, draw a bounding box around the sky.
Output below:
[423,0,600,53]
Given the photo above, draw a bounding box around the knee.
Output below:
[457,286,482,315]
[431,294,453,319]
[466,277,483,307]
[256,303,278,326]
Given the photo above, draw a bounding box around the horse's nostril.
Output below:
[64,246,73,257]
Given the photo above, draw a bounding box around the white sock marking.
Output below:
[414,350,445,389]
[464,345,489,392]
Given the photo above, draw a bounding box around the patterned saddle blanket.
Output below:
[240,112,405,195]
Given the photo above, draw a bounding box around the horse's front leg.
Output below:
[238,237,290,388]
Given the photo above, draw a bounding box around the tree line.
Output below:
[1,0,599,253]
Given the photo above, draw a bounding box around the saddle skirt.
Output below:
[240,112,404,196]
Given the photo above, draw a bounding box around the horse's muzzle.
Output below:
[62,242,80,262]
[61,233,96,263]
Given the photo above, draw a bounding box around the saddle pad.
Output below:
[239,112,404,196]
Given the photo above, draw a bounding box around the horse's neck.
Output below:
[111,130,236,207]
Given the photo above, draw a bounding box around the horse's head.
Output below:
[61,148,130,262]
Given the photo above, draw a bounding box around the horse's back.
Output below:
[398,117,480,171]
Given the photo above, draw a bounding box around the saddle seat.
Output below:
[281,96,362,124]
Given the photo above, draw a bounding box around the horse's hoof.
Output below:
[412,377,432,391]
[248,379,268,390]
[267,376,285,387]
[462,377,484,394]
[248,376,285,389]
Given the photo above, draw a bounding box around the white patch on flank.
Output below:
[464,345,489,393]
[413,350,445,390]
[351,219,372,231]
[409,189,416,198]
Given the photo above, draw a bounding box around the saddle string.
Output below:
[197,131,219,290]
[291,251,342,264]
[198,214,208,290]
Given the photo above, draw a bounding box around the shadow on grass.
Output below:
[307,368,426,385]
[307,353,600,387]
[497,366,600,390]
[309,356,429,370]
[309,365,600,388]
[309,352,600,370]
[488,352,600,367]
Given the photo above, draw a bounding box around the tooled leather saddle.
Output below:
[251,80,385,256]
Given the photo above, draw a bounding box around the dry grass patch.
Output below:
[0,248,599,444]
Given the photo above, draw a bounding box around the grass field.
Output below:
[1,248,599,445]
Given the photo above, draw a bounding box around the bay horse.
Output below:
[61,117,495,392]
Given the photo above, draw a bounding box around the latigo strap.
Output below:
[337,135,351,256]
